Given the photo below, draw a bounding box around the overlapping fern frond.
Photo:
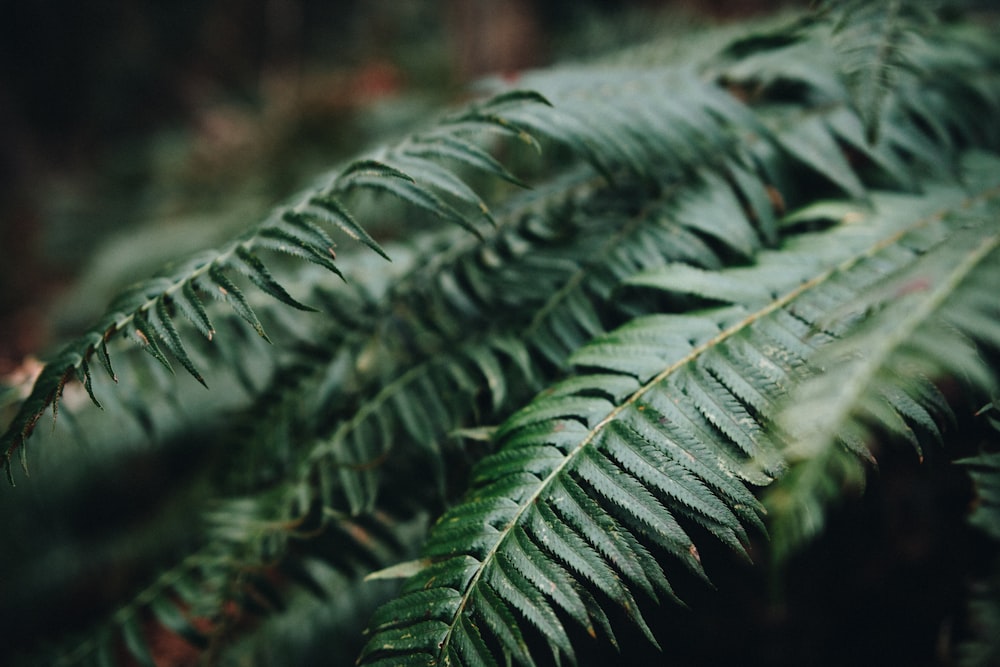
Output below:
[5,2,1000,666]
[358,159,1000,665]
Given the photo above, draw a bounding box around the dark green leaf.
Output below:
[233,245,317,311]
[308,196,391,259]
[207,266,270,341]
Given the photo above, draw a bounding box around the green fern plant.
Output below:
[3,3,1000,665]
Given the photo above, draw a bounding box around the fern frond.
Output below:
[229,66,792,495]
[823,0,931,143]
[1,91,552,483]
[766,161,1000,559]
[35,505,420,667]
[958,552,1000,667]
[713,10,1000,193]
[961,450,1000,544]
[235,99,854,525]
[954,399,1000,667]
[357,159,1000,664]
[493,66,766,185]
[224,168,764,543]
